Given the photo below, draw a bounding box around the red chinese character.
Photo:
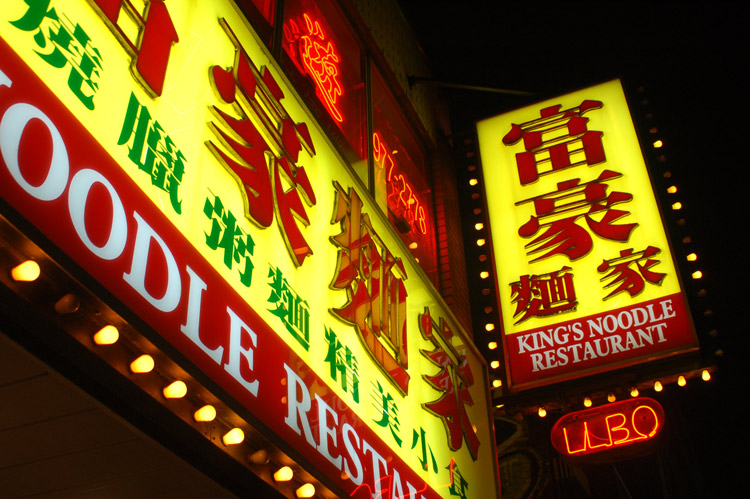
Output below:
[598,246,666,300]
[503,100,605,185]
[284,13,344,122]
[511,266,577,324]
[90,0,178,96]
[419,307,480,460]
[517,169,637,263]
[208,20,317,267]
[329,183,409,394]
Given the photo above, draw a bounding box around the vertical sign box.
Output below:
[476,80,697,391]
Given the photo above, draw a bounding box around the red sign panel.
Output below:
[550,398,665,458]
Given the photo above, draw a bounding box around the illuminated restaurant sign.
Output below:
[0,1,498,498]
[476,80,697,391]
[550,398,665,459]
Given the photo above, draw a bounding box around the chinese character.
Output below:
[11,0,103,109]
[118,92,185,213]
[511,266,577,324]
[208,19,317,267]
[203,194,255,286]
[598,246,666,300]
[284,13,344,122]
[503,100,605,185]
[324,327,360,403]
[411,427,438,473]
[446,460,469,499]
[329,182,410,394]
[517,169,637,263]
[372,380,402,446]
[268,265,311,350]
[419,307,480,459]
[89,0,178,96]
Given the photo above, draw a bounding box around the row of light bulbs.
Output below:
[466,159,505,395]
[10,259,318,498]
[536,369,713,418]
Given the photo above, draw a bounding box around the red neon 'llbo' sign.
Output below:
[550,397,665,457]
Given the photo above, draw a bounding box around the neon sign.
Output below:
[550,398,665,457]
[284,13,344,122]
[373,131,427,235]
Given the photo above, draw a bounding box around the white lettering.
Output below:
[362,439,389,497]
[1,102,68,201]
[68,169,127,260]
[180,266,224,364]
[342,423,363,486]
[123,212,181,312]
[283,364,316,448]
[224,307,259,396]
[315,394,342,469]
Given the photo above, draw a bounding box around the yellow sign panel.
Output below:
[0,1,498,497]
[477,80,697,390]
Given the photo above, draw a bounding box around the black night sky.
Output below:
[399,2,748,497]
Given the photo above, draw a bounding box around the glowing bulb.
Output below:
[469,178,478,186]
[274,466,293,482]
[672,202,682,210]
[222,428,244,445]
[583,397,592,408]
[93,325,119,345]
[678,375,687,387]
[163,380,187,399]
[692,270,703,279]
[630,387,639,397]
[485,323,495,332]
[408,241,418,249]
[130,354,154,373]
[474,222,484,230]
[488,341,497,350]
[193,405,216,422]
[702,369,711,381]
[538,406,547,418]
[490,360,500,369]
[667,185,677,194]
[607,392,616,403]
[492,379,502,388]
[296,483,315,498]
[480,271,489,279]
[653,140,663,148]
[476,238,486,247]
[11,260,40,282]
[687,253,697,261]
[654,380,663,392]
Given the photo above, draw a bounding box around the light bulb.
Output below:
[274,466,293,482]
[296,483,315,498]
[678,375,687,387]
[583,397,592,408]
[193,405,216,422]
[130,354,154,373]
[538,406,547,418]
[11,260,40,281]
[654,380,663,392]
[163,380,187,399]
[222,428,244,445]
[93,325,119,345]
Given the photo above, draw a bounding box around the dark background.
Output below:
[398,2,748,497]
